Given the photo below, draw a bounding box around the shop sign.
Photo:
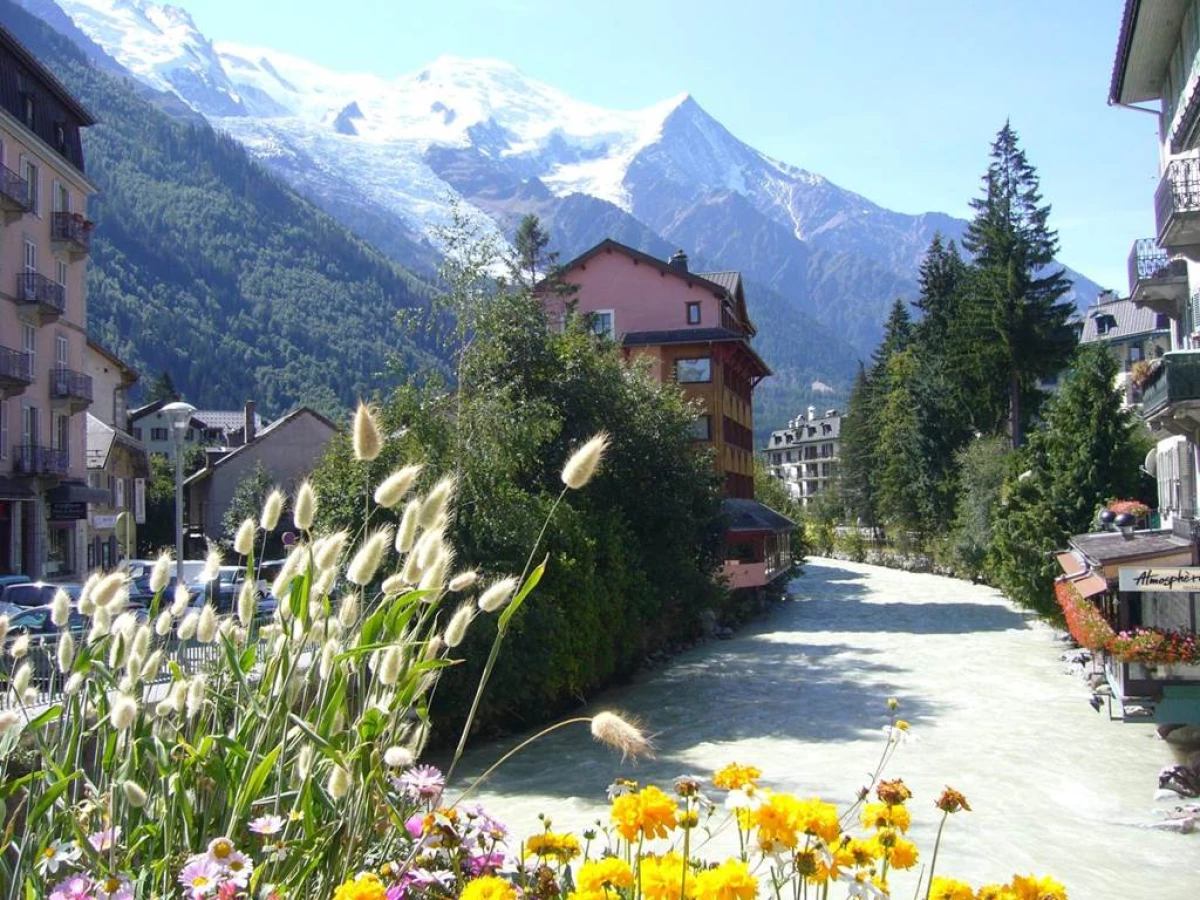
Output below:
[48,501,87,521]
[134,478,146,524]
[1118,566,1200,592]
[93,514,121,530]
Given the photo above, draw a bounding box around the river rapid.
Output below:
[452,559,1200,899]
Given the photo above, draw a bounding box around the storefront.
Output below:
[44,481,107,581]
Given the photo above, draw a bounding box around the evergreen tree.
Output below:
[871,299,914,378]
[509,214,553,291]
[839,364,879,529]
[990,343,1153,615]
[962,122,1076,447]
[145,371,178,404]
[874,349,928,536]
[913,234,967,343]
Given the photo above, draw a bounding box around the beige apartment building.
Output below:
[0,25,99,578]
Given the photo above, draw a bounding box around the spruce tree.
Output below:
[962,122,1076,447]
[871,299,914,378]
[875,349,928,536]
[913,234,967,344]
[839,364,880,530]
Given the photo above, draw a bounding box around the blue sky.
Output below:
[176,0,1154,292]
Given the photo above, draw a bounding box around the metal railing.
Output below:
[0,346,33,384]
[15,272,66,314]
[1156,158,1200,241]
[1140,349,1200,418]
[50,367,93,402]
[51,211,92,252]
[12,444,68,476]
[0,163,29,209]
[1128,237,1186,293]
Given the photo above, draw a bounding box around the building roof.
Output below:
[86,413,148,472]
[622,328,772,377]
[721,498,796,533]
[192,409,266,434]
[767,412,842,449]
[694,271,741,294]
[0,24,96,126]
[1068,529,1193,567]
[1109,0,1188,105]
[184,406,338,487]
[1077,294,1168,344]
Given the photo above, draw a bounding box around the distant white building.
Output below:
[130,400,266,460]
[764,407,841,505]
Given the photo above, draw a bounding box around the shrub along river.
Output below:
[456,559,1200,898]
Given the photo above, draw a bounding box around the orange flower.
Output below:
[577,858,635,893]
[692,859,757,900]
[638,852,690,900]
[935,787,971,814]
[712,763,762,791]
[611,785,678,841]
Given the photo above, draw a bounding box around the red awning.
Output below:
[1072,572,1109,599]
[1056,552,1085,578]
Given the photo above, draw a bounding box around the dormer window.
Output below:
[1094,314,1118,336]
[1157,313,1171,330]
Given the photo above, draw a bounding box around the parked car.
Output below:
[1,582,82,609]
[0,574,32,606]
[3,602,89,637]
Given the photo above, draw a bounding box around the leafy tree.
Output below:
[948,435,1010,579]
[219,462,273,553]
[990,343,1153,615]
[961,122,1076,447]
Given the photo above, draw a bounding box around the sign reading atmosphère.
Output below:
[1118,566,1200,592]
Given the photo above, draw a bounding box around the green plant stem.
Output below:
[923,811,949,900]
[450,716,589,807]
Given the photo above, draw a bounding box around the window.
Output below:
[53,181,68,214]
[53,123,65,154]
[589,310,614,339]
[689,414,712,441]
[115,478,125,509]
[151,427,169,442]
[22,159,38,214]
[686,302,701,325]
[1157,313,1172,331]
[1130,345,1144,363]
[56,414,69,464]
[56,260,67,308]
[56,333,67,370]
[186,427,196,442]
[22,404,38,447]
[675,357,711,383]
[22,323,35,373]
[0,401,7,459]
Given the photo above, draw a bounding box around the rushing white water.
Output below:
[453,559,1200,898]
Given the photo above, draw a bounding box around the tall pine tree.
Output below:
[839,364,879,529]
[962,122,1076,447]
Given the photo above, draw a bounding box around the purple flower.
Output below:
[221,850,252,887]
[467,852,507,877]
[385,885,407,900]
[404,813,425,839]
[248,814,286,836]
[50,874,95,900]
[87,828,121,853]
[461,804,507,842]
[179,858,222,898]
[397,764,444,802]
[406,868,454,890]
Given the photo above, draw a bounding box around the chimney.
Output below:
[244,400,256,444]
[807,405,816,422]
[668,249,689,273]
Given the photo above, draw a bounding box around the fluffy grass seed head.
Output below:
[186,676,206,719]
[12,661,32,697]
[0,709,19,736]
[353,401,383,462]
[57,631,75,673]
[590,711,652,760]
[92,570,126,608]
[381,573,408,596]
[378,645,405,686]
[314,531,350,571]
[449,570,478,592]
[122,780,148,808]
[396,499,421,553]
[294,481,317,531]
[319,638,339,681]
[478,576,519,614]
[419,549,452,594]
[177,611,200,642]
[78,572,100,613]
[0,614,8,643]
[260,488,285,531]
[418,476,455,529]
[562,432,610,490]
[50,588,71,627]
[328,763,352,800]
[131,624,151,662]
[201,546,223,584]
[338,592,360,629]
[196,605,219,644]
[9,633,29,660]
[64,673,84,696]
[374,464,424,509]
[237,579,257,626]
[384,746,414,768]
[444,603,475,648]
[171,583,192,617]
[234,518,257,557]
[347,526,394,586]
[150,552,172,594]
[111,693,138,731]
[88,608,111,644]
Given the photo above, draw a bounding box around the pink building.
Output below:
[0,25,99,578]
[552,239,794,590]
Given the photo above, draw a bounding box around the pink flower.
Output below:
[385,886,407,900]
[94,875,133,900]
[179,858,222,898]
[404,813,425,839]
[221,850,252,887]
[468,852,507,877]
[50,874,95,900]
[248,814,285,836]
[87,828,121,852]
[396,764,444,801]
[218,884,238,900]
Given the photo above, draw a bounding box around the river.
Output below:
[453,559,1200,898]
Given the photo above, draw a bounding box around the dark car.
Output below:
[1,582,81,609]
[0,574,32,606]
[128,575,196,611]
[4,603,89,637]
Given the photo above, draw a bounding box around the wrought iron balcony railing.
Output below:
[51,211,92,255]
[49,367,92,403]
[13,444,68,477]
[0,164,30,212]
[15,272,66,316]
[1140,350,1200,419]
[1155,158,1200,246]
[0,347,33,385]
[1128,238,1187,295]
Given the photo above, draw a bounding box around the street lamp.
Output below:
[162,401,196,585]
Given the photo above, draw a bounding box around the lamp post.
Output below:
[162,401,196,585]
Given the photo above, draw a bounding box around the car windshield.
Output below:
[4,584,53,607]
[9,607,52,631]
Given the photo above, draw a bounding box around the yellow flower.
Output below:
[524,831,582,863]
[886,837,919,870]
[1010,874,1067,900]
[795,798,840,845]
[861,802,911,833]
[843,837,880,867]
[929,877,975,900]
[713,763,762,791]
[611,785,679,842]
[577,857,635,893]
[460,876,518,900]
[692,859,757,900]
[639,852,691,900]
[978,887,1018,900]
[749,793,802,852]
[809,845,853,884]
[332,873,387,900]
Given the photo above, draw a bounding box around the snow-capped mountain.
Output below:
[33,0,1101,361]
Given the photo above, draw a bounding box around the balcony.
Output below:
[49,367,92,412]
[1140,350,1200,435]
[0,347,32,398]
[1156,159,1200,254]
[51,212,92,260]
[0,164,29,224]
[15,272,65,323]
[13,445,68,478]
[1128,238,1188,316]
